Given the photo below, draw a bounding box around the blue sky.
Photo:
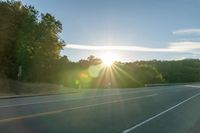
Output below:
[21,0,200,61]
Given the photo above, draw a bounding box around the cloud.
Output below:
[173,29,200,35]
[65,41,200,54]
[66,44,171,52]
[169,41,200,51]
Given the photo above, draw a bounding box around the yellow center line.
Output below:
[0,94,157,123]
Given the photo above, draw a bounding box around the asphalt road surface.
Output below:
[0,85,200,133]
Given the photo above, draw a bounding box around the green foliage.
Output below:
[0,0,64,82]
[145,59,200,83]
[59,57,200,88]
[56,56,165,88]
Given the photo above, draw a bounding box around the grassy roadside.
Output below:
[0,78,76,97]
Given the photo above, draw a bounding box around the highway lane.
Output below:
[0,85,195,107]
[0,85,199,133]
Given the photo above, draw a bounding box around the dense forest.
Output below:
[1,1,200,90]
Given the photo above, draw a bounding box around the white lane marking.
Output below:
[0,94,157,123]
[122,91,200,133]
[184,85,200,88]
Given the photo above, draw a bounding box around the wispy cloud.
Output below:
[65,42,200,54]
[169,41,200,51]
[173,28,200,35]
[66,44,170,52]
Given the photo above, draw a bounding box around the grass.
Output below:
[0,78,75,96]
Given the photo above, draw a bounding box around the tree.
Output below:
[0,1,65,82]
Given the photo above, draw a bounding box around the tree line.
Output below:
[1,1,200,89]
[57,56,200,88]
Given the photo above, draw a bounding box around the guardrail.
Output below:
[145,82,200,87]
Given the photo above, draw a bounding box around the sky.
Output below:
[21,0,200,62]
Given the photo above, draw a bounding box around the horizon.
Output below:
[21,0,200,62]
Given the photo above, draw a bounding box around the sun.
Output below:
[103,58,114,66]
[101,52,116,67]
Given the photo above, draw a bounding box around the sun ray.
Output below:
[112,64,141,85]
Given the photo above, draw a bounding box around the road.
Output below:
[0,85,200,133]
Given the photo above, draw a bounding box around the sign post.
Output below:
[17,65,22,80]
